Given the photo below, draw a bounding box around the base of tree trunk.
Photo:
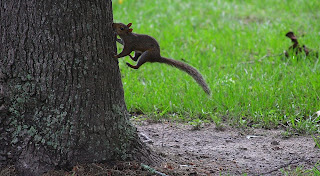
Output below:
[13,132,162,176]
[130,138,163,166]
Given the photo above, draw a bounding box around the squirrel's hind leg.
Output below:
[126,51,152,69]
[129,51,142,61]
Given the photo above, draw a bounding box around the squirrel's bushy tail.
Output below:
[158,57,211,95]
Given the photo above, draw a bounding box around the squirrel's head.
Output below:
[285,31,298,43]
[112,23,133,36]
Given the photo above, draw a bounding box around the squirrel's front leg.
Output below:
[116,38,124,45]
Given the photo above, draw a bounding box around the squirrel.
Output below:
[285,31,306,57]
[112,22,211,95]
[284,31,318,58]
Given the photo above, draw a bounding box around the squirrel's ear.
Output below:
[128,28,133,33]
[127,23,132,27]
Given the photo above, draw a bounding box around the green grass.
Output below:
[113,0,320,133]
[281,162,320,176]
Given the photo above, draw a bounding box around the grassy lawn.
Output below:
[113,0,320,134]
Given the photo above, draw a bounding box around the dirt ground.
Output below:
[1,122,319,176]
[136,122,320,176]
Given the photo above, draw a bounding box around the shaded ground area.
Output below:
[1,122,319,176]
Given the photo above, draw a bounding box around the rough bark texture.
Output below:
[0,1,155,175]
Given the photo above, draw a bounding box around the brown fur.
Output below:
[113,22,211,95]
[284,31,317,58]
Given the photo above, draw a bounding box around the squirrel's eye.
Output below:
[120,27,124,30]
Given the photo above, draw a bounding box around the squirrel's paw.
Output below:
[126,63,139,69]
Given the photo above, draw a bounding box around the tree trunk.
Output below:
[0,1,156,175]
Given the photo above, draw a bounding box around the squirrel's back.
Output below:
[125,33,160,53]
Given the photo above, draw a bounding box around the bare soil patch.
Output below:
[136,122,320,176]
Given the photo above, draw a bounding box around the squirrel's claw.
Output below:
[126,62,132,67]
[126,63,139,69]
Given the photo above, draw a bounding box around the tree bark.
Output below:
[0,1,156,175]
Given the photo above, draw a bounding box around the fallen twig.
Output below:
[141,163,169,176]
[221,53,282,68]
[255,157,305,176]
